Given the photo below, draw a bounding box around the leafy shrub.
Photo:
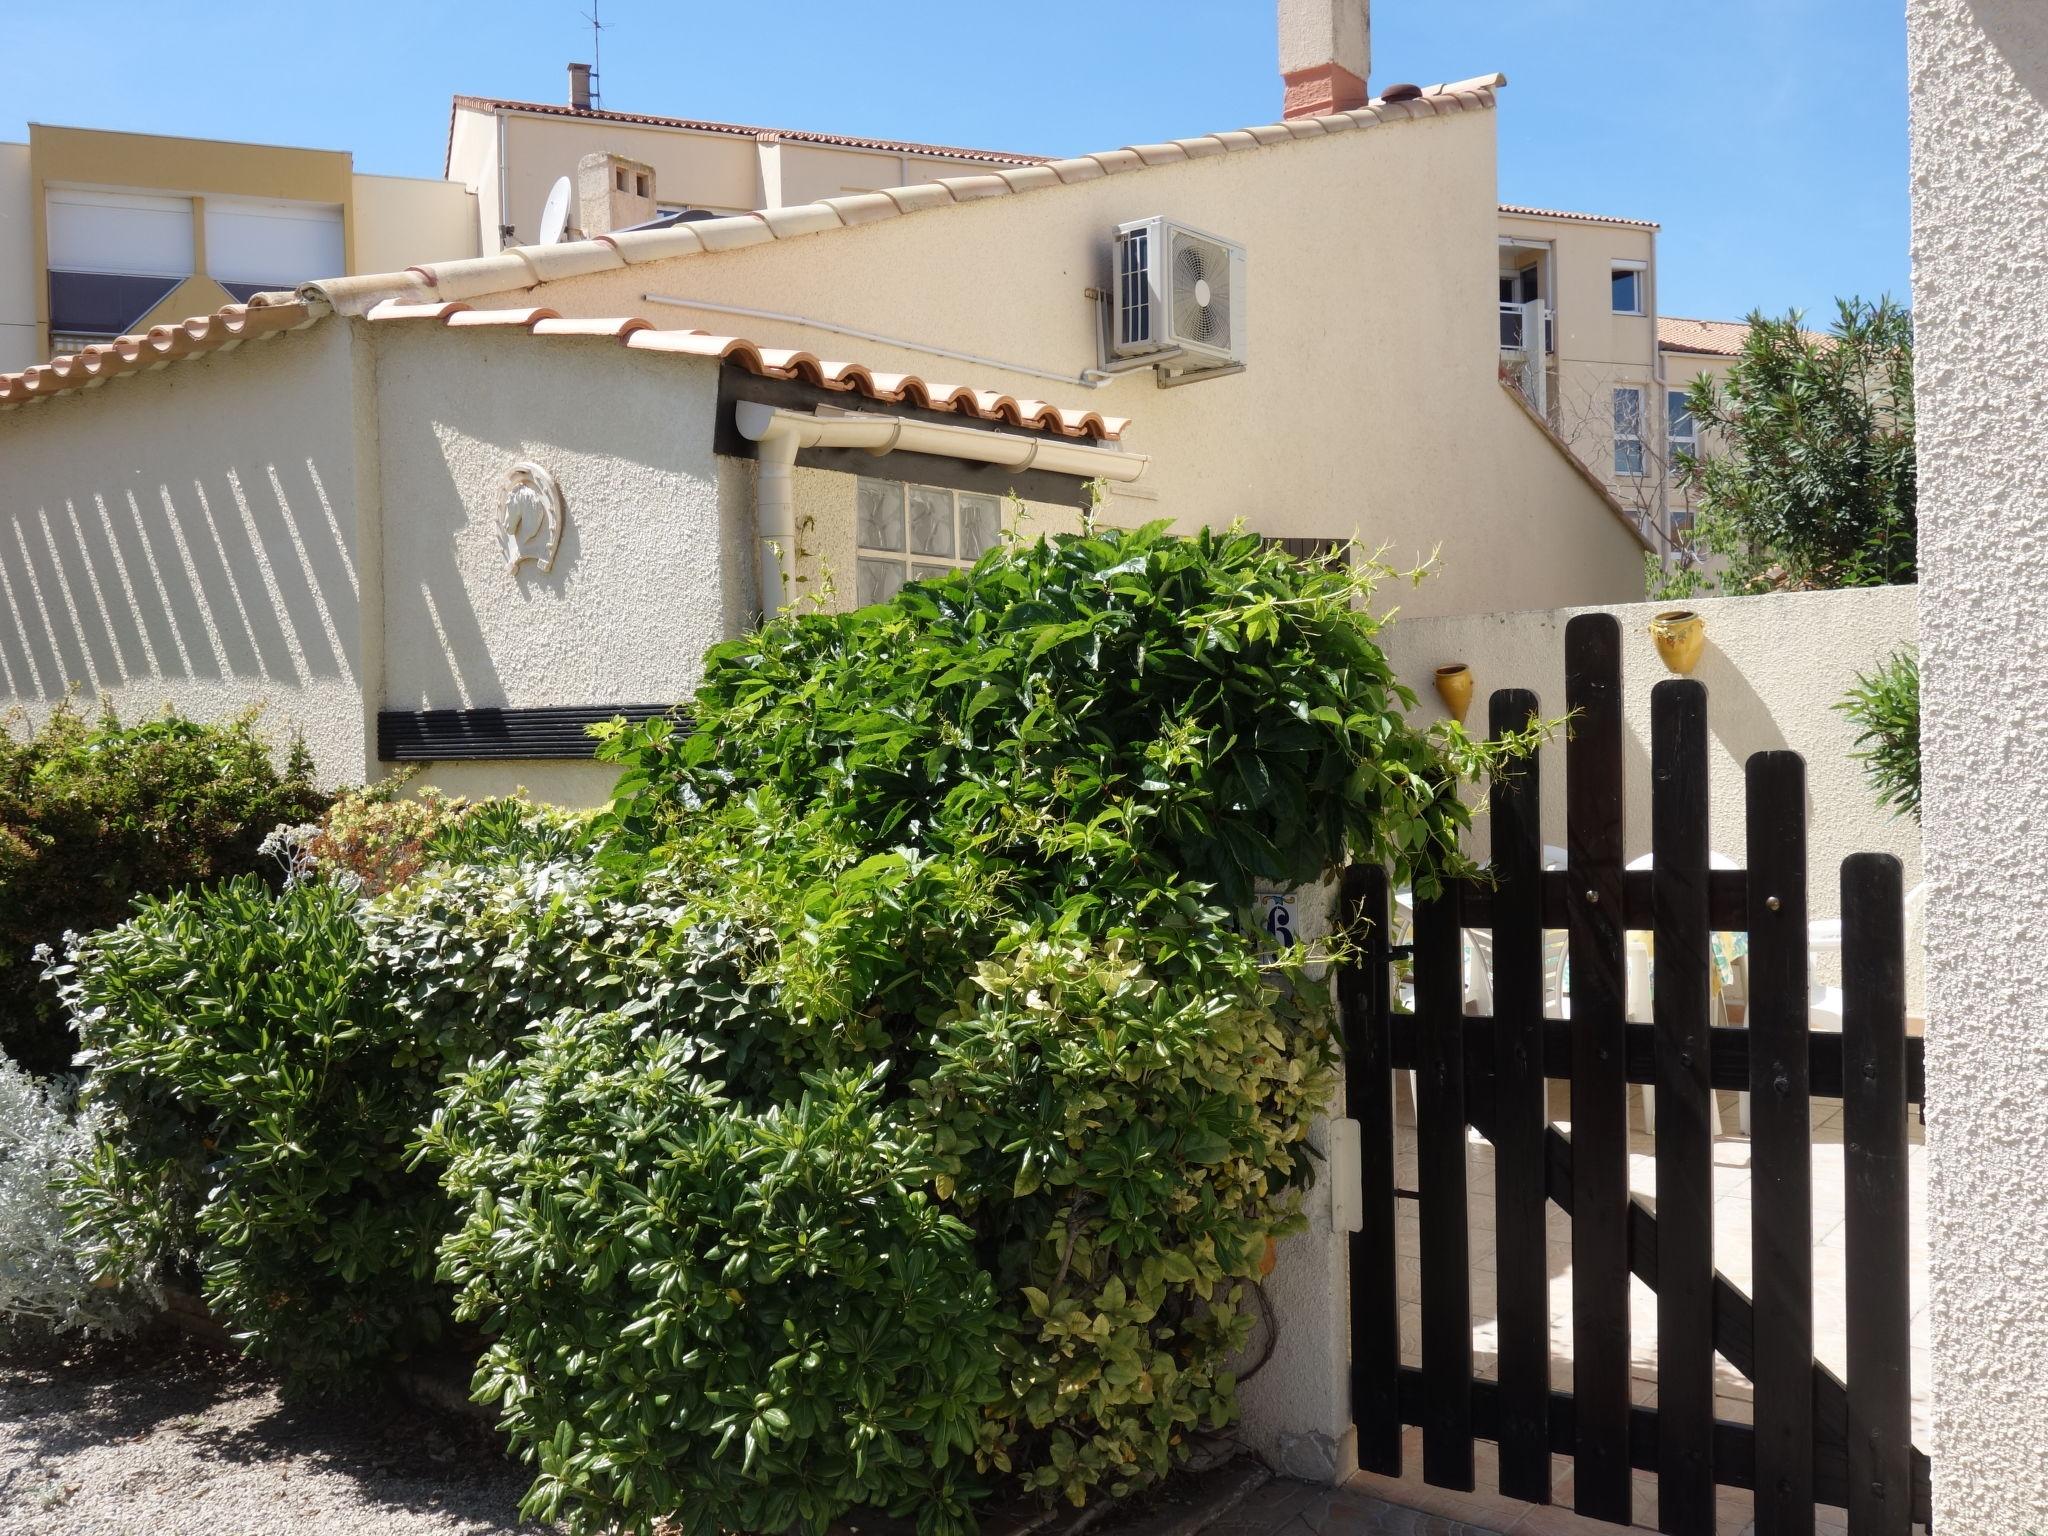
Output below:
[424,521,1515,1532]
[57,878,459,1386]
[0,1055,154,1339]
[427,1031,1004,1535]
[1838,647,1920,821]
[1678,297,1915,594]
[0,703,327,1075]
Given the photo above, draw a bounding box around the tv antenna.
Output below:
[581,1,611,108]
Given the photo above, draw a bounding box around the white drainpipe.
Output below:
[735,401,1149,619]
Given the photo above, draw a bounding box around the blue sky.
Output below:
[0,1,1907,322]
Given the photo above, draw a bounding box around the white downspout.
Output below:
[735,401,1149,622]
[752,419,800,619]
[495,109,512,249]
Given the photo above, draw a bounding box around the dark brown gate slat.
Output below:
[1651,679,1715,1536]
[1842,854,1911,1536]
[1343,862,1403,1477]
[1413,874,1474,1490]
[1745,752,1815,1536]
[1488,688,1551,1503]
[1565,613,1632,1524]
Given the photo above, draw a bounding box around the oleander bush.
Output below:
[0,703,327,1075]
[421,520,1529,1534]
[53,789,591,1388]
[1837,646,1920,821]
[55,877,461,1385]
[0,1054,155,1340]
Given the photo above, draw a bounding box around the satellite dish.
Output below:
[537,176,573,245]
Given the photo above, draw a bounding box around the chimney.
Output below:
[567,61,593,111]
[577,151,656,235]
[1278,0,1370,119]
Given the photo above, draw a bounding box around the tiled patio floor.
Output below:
[1323,1081,1930,1536]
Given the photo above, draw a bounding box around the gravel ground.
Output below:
[0,1331,551,1536]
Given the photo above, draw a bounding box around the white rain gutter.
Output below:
[735,400,1148,619]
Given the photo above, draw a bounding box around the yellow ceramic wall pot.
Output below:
[1433,663,1474,723]
[1648,610,1707,675]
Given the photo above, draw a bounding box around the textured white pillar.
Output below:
[1907,4,2048,1529]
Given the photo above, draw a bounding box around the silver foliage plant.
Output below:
[0,1053,156,1336]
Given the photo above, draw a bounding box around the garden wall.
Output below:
[1381,585,1924,1011]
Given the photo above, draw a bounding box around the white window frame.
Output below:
[1611,259,1647,317]
[1613,386,1647,478]
[855,477,1004,606]
[1667,388,1699,464]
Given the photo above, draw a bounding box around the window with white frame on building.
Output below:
[1611,260,1646,316]
[1667,389,1698,464]
[855,478,1004,606]
[1613,386,1647,477]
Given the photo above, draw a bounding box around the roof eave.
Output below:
[333,73,1509,316]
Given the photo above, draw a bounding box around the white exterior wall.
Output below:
[459,107,1650,621]
[0,143,37,374]
[0,321,374,783]
[1907,3,2048,1530]
[370,325,755,802]
[1382,587,1925,1009]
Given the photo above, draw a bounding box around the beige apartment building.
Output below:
[446,69,1041,249]
[1496,203,1771,550]
[0,124,478,374]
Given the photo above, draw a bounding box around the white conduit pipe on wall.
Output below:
[735,400,1149,619]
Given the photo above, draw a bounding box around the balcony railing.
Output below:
[1498,299,1554,355]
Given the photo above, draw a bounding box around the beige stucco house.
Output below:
[0,124,478,374]
[0,33,1651,814]
[447,73,1043,251]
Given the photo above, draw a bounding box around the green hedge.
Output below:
[59,521,1521,1532]
[0,705,326,1075]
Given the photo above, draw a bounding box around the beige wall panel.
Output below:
[408,757,622,807]
[370,327,755,715]
[352,173,479,273]
[0,144,37,372]
[466,111,1648,619]
[501,116,760,236]
[0,322,372,783]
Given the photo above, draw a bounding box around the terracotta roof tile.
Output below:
[0,300,322,412]
[362,299,1127,441]
[450,95,1043,167]
[1499,201,1659,231]
[1659,315,1753,356]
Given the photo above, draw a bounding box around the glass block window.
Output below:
[856,478,1003,606]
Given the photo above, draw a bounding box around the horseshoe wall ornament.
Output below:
[499,461,565,574]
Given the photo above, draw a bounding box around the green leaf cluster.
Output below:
[0,702,327,1075]
[1677,297,1915,594]
[55,877,454,1384]
[1836,646,1920,822]
[427,1032,1004,1536]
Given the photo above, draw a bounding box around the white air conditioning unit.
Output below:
[1110,216,1246,370]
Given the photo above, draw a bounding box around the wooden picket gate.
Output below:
[1340,614,1930,1535]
